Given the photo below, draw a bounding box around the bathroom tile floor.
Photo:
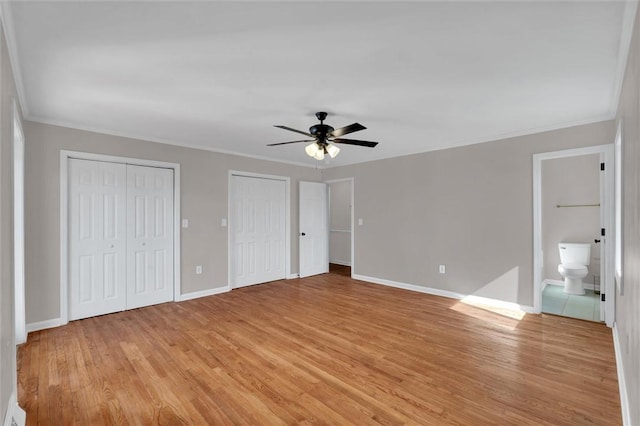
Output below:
[542,284,601,322]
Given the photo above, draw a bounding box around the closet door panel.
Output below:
[126,165,174,309]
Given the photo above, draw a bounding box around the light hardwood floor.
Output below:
[18,272,621,425]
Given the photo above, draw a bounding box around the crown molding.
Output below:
[27,115,319,169]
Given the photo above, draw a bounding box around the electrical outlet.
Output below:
[358,218,363,226]
[181,219,189,228]
[439,265,446,274]
[221,218,227,227]
[196,265,202,274]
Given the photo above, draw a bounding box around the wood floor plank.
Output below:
[18,272,621,425]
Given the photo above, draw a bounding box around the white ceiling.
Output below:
[3,1,635,168]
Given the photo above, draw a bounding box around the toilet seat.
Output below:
[558,263,588,276]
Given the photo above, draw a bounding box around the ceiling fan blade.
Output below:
[274,125,314,138]
[332,138,378,148]
[267,139,315,146]
[329,123,366,137]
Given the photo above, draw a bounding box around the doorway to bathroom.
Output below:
[533,145,614,326]
[326,178,354,278]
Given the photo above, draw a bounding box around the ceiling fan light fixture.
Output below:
[270,112,378,160]
[305,142,320,157]
[326,143,340,158]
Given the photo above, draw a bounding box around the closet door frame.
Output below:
[60,150,181,326]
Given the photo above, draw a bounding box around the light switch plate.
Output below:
[221,218,227,227]
[181,219,189,228]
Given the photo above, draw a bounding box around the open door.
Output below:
[299,181,328,278]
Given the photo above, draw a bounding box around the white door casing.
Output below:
[231,175,286,288]
[61,151,181,326]
[599,152,606,321]
[67,158,177,322]
[533,144,614,326]
[299,181,328,278]
[12,99,26,344]
[69,159,127,320]
[126,165,175,309]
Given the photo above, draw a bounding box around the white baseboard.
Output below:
[352,274,535,314]
[3,391,26,426]
[543,279,600,291]
[329,260,351,267]
[613,323,630,425]
[287,273,299,279]
[178,286,230,302]
[26,318,64,334]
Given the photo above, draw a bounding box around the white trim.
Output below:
[532,144,615,327]
[12,99,26,345]
[59,150,181,326]
[228,170,291,289]
[26,318,64,334]
[30,115,316,169]
[3,391,25,426]
[614,120,623,295]
[600,145,615,326]
[613,323,630,426]
[324,177,355,277]
[25,115,615,171]
[353,274,535,314]
[177,286,229,302]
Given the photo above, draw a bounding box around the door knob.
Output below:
[301,232,306,236]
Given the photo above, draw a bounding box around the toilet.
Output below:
[557,243,591,295]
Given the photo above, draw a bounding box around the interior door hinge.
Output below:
[601,228,606,236]
[601,293,605,302]
[600,162,605,171]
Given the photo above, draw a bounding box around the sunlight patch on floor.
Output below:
[450,296,526,330]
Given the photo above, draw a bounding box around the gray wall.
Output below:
[0,21,21,422]
[542,154,601,284]
[616,4,640,424]
[329,181,351,265]
[23,121,321,324]
[322,120,614,307]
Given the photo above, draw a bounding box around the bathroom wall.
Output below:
[542,154,601,285]
[329,180,351,266]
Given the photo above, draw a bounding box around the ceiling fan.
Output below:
[268,112,379,160]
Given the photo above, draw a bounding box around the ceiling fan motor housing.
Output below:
[309,124,334,140]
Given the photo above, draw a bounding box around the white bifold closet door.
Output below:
[69,159,127,320]
[231,175,286,288]
[69,159,174,321]
[126,164,174,309]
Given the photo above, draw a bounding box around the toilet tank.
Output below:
[558,243,591,265]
